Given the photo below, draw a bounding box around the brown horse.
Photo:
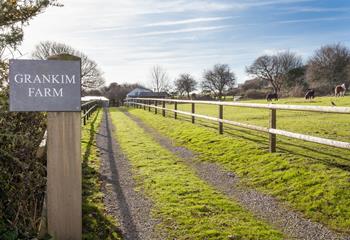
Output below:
[335,83,346,97]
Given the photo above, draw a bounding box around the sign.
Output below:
[9,59,81,112]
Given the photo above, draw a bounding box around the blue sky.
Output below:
[21,0,350,88]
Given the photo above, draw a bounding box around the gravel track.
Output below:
[96,109,159,240]
[125,111,349,240]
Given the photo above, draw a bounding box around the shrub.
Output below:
[244,89,268,99]
[0,88,46,239]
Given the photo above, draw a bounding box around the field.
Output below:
[123,96,350,235]
[76,96,350,239]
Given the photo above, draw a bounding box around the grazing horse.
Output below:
[266,92,278,101]
[335,83,346,97]
[305,89,315,99]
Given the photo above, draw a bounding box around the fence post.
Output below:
[269,109,276,153]
[83,109,86,125]
[191,103,195,124]
[219,105,223,134]
[174,102,177,119]
[162,101,166,117]
[46,54,81,240]
[148,100,151,112]
[143,99,146,110]
[155,100,157,114]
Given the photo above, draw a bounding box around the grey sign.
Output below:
[9,59,81,112]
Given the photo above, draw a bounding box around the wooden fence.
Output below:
[126,98,350,153]
[81,100,100,125]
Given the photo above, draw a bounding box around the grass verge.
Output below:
[130,106,350,234]
[81,108,122,240]
[110,108,283,240]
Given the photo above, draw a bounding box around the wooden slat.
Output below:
[128,97,350,114]
[129,101,350,150]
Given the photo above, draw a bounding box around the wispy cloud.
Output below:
[281,6,350,13]
[276,16,350,24]
[76,16,234,34]
[144,16,234,27]
[130,25,233,38]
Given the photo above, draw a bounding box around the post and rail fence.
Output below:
[81,100,100,125]
[125,98,350,153]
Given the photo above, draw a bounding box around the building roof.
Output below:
[126,87,153,97]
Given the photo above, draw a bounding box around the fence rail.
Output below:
[126,98,350,152]
[81,100,100,125]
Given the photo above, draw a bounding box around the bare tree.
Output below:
[32,41,105,90]
[202,64,236,100]
[246,51,303,93]
[150,65,170,92]
[175,73,197,98]
[306,43,350,95]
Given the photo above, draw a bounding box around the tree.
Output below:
[175,73,197,98]
[202,64,236,100]
[32,41,105,90]
[0,0,60,84]
[103,82,145,106]
[306,43,350,95]
[150,65,170,92]
[246,51,303,93]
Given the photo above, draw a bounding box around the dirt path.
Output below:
[124,111,348,240]
[96,109,159,240]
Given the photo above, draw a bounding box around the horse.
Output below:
[266,92,278,101]
[335,83,346,97]
[305,89,315,99]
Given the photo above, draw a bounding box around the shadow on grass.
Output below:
[103,108,141,240]
[82,108,122,240]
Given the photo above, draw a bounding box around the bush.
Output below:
[244,89,268,99]
[0,88,46,239]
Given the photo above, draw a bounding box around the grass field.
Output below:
[110,108,283,239]
[128,96,350,234]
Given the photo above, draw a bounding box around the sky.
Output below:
[19,0,350,88]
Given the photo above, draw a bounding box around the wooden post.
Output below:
[143,100,146,110]
[191,103,195,124]
[83,109,86,125]
[219,105,223,134]
[162,101,166,117]
[155,100,158,114]
[47,54,81,239]
[174,102,177,119]
[269,109,277,153]
[148,100,151,112]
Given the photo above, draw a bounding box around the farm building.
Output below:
[126,87,168,98]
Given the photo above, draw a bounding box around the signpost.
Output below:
[9,54,82,239]
[9,59,81,112]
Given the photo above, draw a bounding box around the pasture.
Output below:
[125,96,350,235]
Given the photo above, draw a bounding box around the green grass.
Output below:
[81,109,122,240]
[130,96,350,234]
[110,108,283,240]
[171,96,350,141]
